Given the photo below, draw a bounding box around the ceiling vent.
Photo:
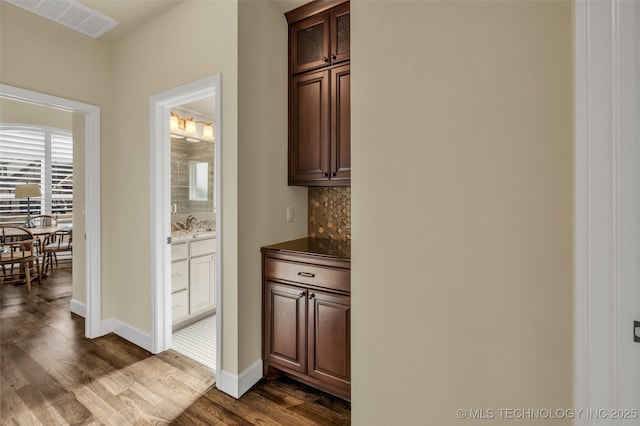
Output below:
[4,0,119,39]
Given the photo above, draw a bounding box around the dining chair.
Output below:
[42,228,72,276]
[0,225,41,293]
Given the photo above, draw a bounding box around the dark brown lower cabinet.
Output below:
[307,289,350,391]
[262,244,351,401]
[264,282,307,374]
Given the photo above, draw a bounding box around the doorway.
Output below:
[149,75,222,379]
[0,84,102,338]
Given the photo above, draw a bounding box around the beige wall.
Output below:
[107,0,238,333]
[0,98,72,130]
[237,0,308,371]
[351,1,573,424]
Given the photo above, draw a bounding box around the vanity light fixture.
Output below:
[170,112,215,142]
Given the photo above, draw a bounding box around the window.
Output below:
[0,124,73,223]
[189,161,208,201]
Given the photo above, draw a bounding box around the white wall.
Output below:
[351,1,573,424]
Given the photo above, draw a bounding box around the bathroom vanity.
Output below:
[171,233,216,330]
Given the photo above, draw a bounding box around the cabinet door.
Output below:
[330,3,350,65]
[189,254,215,315]
[330,63,351,182]
[264,282,307,374]
[290,12,330,74]
[307,290,350,391]
[289,69,330,185]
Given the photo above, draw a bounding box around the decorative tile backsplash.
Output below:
[308,187,351,241]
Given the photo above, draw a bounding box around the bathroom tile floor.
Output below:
[172,315,216,372]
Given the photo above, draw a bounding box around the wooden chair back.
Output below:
[42,228,72,275]
[29,215,58,227]
[0,225,40,293]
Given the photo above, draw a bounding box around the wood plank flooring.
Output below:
[1,268,351,425]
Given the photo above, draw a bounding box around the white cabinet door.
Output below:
[189,254,215,315]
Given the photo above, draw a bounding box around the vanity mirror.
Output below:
[171,137,215,214]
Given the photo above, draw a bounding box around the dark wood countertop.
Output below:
[261,237,351,260]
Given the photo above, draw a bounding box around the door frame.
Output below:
[0,84,102,338]
[149,75,222,377]
[574,0,639,417]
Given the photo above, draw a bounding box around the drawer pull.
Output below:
[298,272,315,278]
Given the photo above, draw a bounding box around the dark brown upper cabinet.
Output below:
[288,1,350,75]
[286,0,350,187]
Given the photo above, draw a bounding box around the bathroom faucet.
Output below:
[186,215,196,231]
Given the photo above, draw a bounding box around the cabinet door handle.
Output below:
[332,172,337,177]
[308,293,315,300]
[323,172,329,177]
[322,56,329,63]
[331,53,337,60]
[298,272,315,278]
[298,291,306,298]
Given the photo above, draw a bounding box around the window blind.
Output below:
[0,125,73,223]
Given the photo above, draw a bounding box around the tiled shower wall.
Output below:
[308,187,351,241]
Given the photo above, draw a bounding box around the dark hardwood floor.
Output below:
[1,268,351,425]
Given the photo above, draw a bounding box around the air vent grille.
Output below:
[4,0,119,39]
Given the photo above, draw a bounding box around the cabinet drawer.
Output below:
[171,259,188,293]
[265,258,349,293]
[190,238,215,257]
[171,242,188,261]
[172,290,189,323]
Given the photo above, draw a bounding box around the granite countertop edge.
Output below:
[262,237,351,260]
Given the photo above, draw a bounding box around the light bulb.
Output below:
[185,119,197,136]
[202,124,214,140]
[170,114,180,132]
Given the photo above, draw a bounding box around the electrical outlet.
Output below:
[634,321,640,343]
[286,206,294,223]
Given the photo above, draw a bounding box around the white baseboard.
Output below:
[216,359,263,399]
[100,317,153,353]
[70,299,86,318]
